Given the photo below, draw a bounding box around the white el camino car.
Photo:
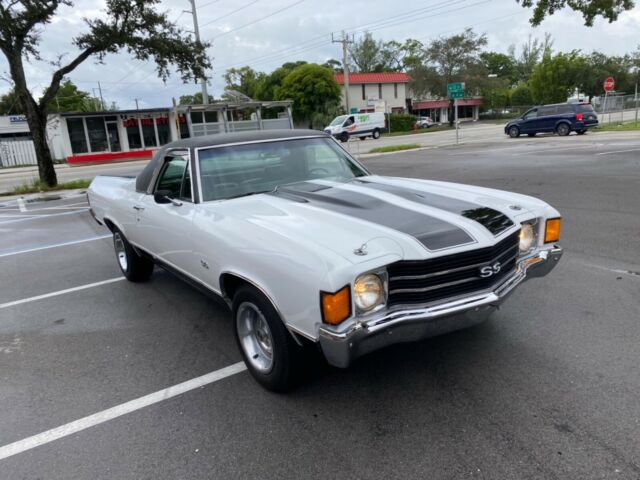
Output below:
[88,130,563,391]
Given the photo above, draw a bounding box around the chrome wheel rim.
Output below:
[113,232,128,272]
[236,302,274,373]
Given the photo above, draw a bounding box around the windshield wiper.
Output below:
[226,189,273,200]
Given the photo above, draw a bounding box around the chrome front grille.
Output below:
[387,230,520,306]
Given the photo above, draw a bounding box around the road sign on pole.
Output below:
[449,91,465,99]
[447,82,465,93]
[604,77,615,92]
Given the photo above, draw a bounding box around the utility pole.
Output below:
[332,31,354,113]
[134,98,140,110]
[97,82,105,110]
[188,0,209,105]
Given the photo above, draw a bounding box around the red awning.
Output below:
[413,98,483,109]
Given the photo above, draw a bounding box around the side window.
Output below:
[557,104,574,114]
[344,116,355,126]
[523,109,538,120]
[156,156,189,200]
[538,106,557,117]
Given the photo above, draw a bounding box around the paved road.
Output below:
[0,135,639,479]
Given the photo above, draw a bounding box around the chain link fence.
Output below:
[593,93,640,125]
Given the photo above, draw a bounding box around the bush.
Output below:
[387,114,416,133]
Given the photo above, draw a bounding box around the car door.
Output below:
[134,149,198,274]
[519,108,538,133]
[536,105,558,132]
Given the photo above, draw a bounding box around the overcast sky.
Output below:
[2,0,639,110]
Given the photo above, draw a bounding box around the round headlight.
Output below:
[519,223,536,252]
[353,274,383,311]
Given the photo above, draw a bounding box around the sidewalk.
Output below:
[0,163,70,176]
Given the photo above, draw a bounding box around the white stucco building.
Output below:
[335,72,411,113]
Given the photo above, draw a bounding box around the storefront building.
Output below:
[411,98,483,123]
[48,101,294,165]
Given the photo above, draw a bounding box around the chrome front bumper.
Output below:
[318,245,563,368]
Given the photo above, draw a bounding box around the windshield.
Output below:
[197,137,368,202]
[330,115,348,126]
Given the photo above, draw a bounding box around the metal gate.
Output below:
[0,139,37,167]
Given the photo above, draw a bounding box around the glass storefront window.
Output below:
[179,114,190,138]
[156,115,170,145]
[86,117,108,152]
[67,118,88,154]
[124,117,142,149]
[141,117,157,147]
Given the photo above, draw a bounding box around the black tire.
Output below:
[359,136,366,141]
[577,129,586,135]
[372,128,381,139]
[112,228,154,282]
[233,285,303,392]
[556,123,570,136]
[528,133,536,137]
[339,132,349,143]
[508,126,520,138]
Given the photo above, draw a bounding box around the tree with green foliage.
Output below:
[528,51,585,104]
[223,66,265,100]
[510,84,535,106]
[577,51,633,98]
[0,0,210,187]
[179,91,215,105]
[0,88,24,114]
[255,61,307,101]
[422,28,488,97]
[480,52,518,85]
[509,33,554,83]
[47,79,103,112]
[348,32,405,73]
[276,64,341,128]
[517,0,634,26]
[322,59,343,73]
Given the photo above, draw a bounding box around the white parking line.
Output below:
[0,277,125,309]
[0,362,247,461]
[595,148,640,156]
[16,198,26,212]
[0,209,88,225]
[0,235,111,258]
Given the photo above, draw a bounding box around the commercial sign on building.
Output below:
[9,115,27,123]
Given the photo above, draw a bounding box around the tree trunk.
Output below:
[23,103,57,187]
[4,49,58,187]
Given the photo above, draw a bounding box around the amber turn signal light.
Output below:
[321,286,351,325]
[545,218,561,243]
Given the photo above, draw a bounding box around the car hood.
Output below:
[198,175,555,265]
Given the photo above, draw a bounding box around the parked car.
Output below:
[416,116,434,128]
[88,130,563,391]
[324,112,385,142]
[505,102,598,138]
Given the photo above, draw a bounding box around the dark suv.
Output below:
[505,102,598,138]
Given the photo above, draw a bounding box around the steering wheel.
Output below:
[308,167,330,176]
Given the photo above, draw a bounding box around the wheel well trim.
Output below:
[220,270,315,345]
[102,216,125,236]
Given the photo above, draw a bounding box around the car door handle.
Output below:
[133,205,145,211]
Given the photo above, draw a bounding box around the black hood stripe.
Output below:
[354,180,514,235]
[270,182,475,251]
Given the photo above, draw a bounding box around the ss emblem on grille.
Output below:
[479,262,502,278]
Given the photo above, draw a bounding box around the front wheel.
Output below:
[113,229,154,282]
[233,285,302,392]
[556,123,571,136]
[339,132,349,143]
[372,128,381,139]
[508,126,520,138]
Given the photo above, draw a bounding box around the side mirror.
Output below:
[154,189,173,204]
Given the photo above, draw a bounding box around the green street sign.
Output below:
[449,91,465,99]
[447,82,465,93]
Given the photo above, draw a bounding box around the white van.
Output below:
[324,112,386,142]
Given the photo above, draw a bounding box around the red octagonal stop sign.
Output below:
[604,77,615,92]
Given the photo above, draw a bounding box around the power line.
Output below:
[199,0,223,8]
[200,0,260,28]
[210,0,307,40]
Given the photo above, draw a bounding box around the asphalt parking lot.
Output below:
[1,131,639,479]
